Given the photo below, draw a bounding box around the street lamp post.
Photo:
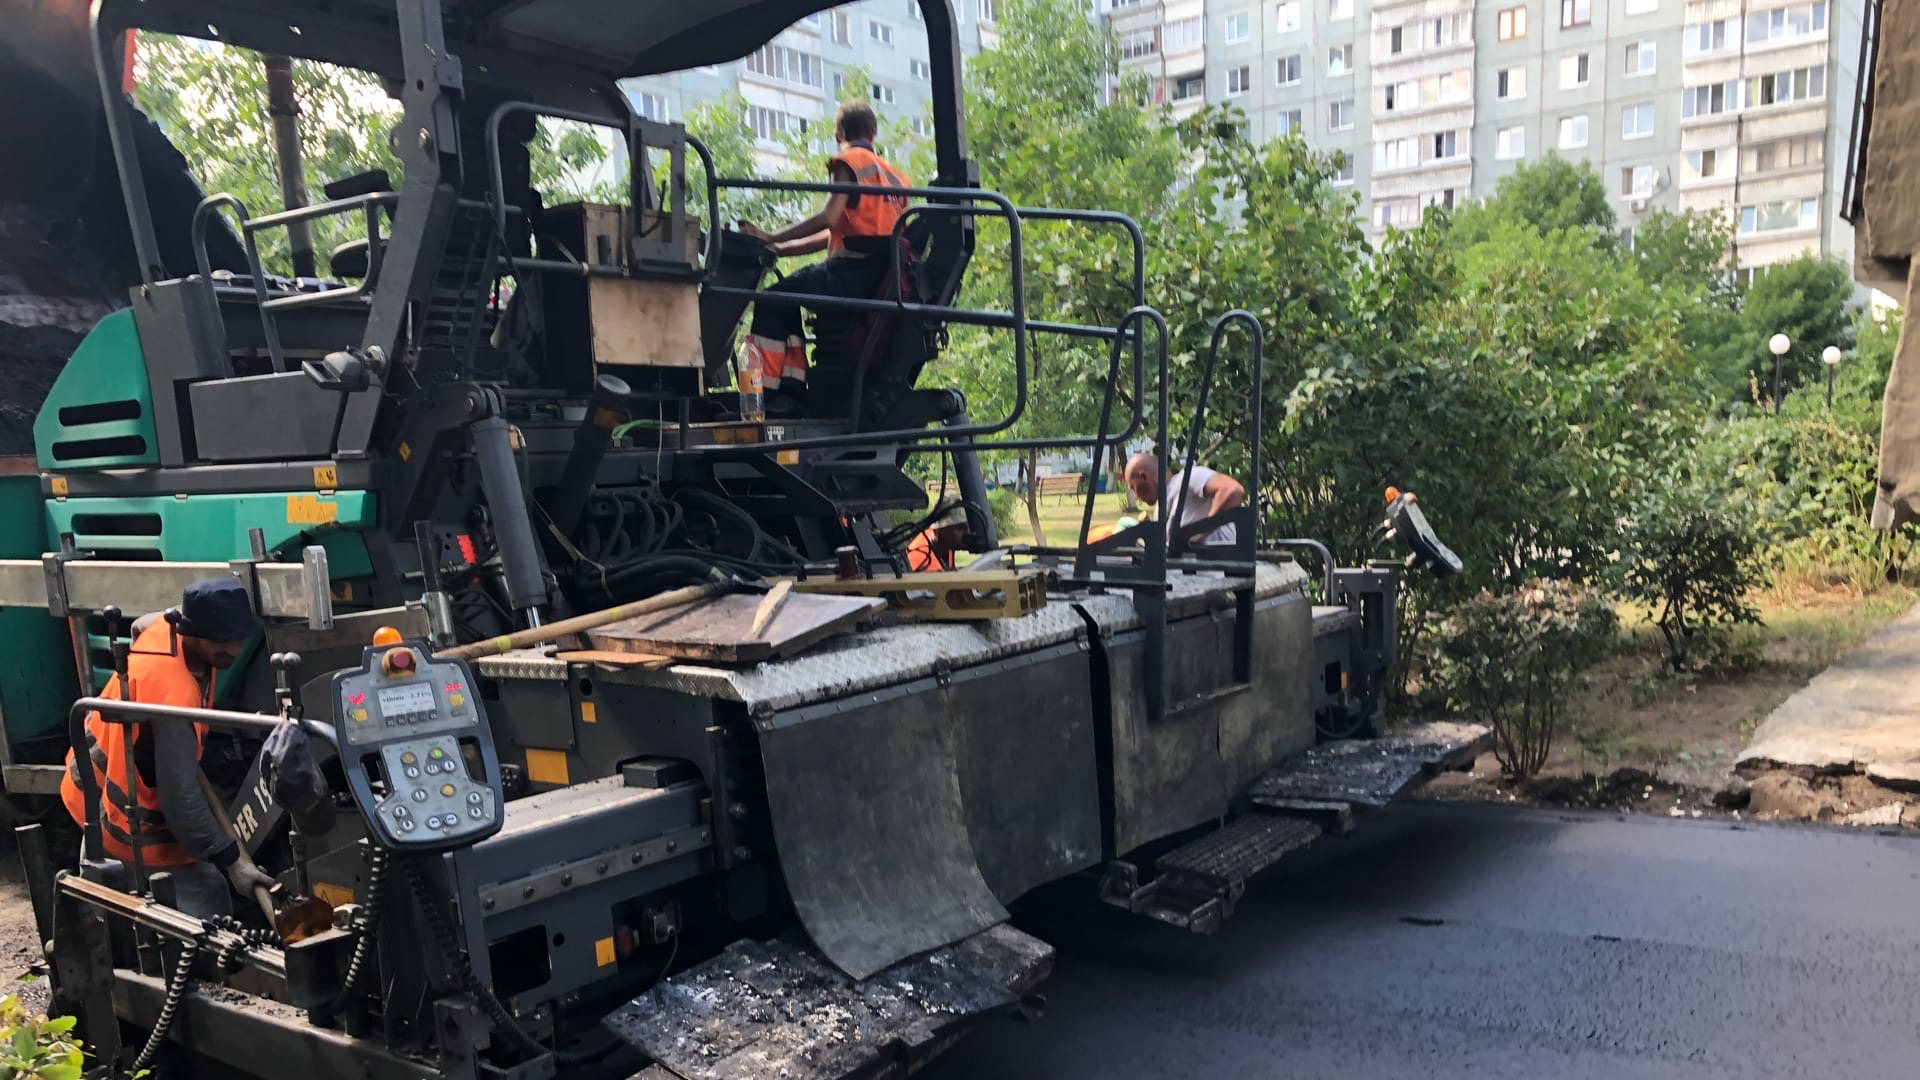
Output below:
[1823,345,1843,410]
[1769,333,1792,415]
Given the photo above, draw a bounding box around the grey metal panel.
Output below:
[757,678,1006,980]
[1092,589,1316,857]
[948,642,1103,903]
[189,373,344,463]
[130,279,231,467]
[0,558,325,619]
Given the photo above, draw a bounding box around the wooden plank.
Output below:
[784,569,1047,621]
[591,277,704,369]
[553,650,676,670]
[586,591,883,663]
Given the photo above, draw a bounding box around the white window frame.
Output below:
[1276,1,1302,33]
[1684,147,1718,180]
[1164,16,1203,52]
[1561,0,1591,28]
[1227,65,1253,96]
[1497,66,1528,100]
[1622,102,1655,139]
[1225,12,1251,43]
[1626,41,1656,76]
[830,11,851,45]
[869,19,894,45]
[870,82,896,105]
[1558,113,1589,148]
[1330,0,1355,21]
[1560,53,1590,89]
[1329,44,1354,76]
[633,91,669,122]
[1496,125,1526,160]
[1278,108,1304,134]
[1277,54,1303,85]
[979,0,999,22]
[1330,98,1355,130]
[1622,164,1655,197]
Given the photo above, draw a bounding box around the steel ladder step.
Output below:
[1156,812,1322,889]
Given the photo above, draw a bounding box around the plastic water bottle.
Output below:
[738,340,766,422]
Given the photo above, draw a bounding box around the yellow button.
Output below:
[351,708,368,722]
[449,693,465,707]
[400,751,417,765]
[440,784,456,797]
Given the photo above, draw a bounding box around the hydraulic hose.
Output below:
[326,846,388,1012]
[131,937,203,1074]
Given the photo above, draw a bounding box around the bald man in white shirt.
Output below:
[1124,452,1246,547]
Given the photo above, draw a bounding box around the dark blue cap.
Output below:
[177,578,260,642]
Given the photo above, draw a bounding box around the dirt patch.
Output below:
[0,839,50,1017]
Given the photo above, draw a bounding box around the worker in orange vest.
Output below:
[60,578,274,918]
[738,99,910,405]
[907,501,970,572]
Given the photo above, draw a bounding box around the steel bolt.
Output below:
[731,845,753,862]
[665,840,677,853]
[630,851,643,864]
[727,801,748,821]
[483,898,495,911]
[560,872,573,886]
[521,885,535,899]
[596,862,608,876]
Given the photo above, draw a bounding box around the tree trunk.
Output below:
[1021,449,1048,546]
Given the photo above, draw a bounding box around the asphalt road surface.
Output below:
[923,801,1920,1080]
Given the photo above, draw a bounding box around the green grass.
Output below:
[994,491,1134,546]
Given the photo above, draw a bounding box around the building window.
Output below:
[1373,198,1418,227]
[1435,70,1471,102]
[1227,66,1252,96]
[910,59,931,81]
[1742,135,1825,174]
[1388,26,1404,54]
[1375,137,1416,170]
[870,83,896,105]
[1331,0,1354,21]
[633,91,668,122]
[1625,41,1655,76]
[1424,14,1467,48]
[1332,156,1356,184]
[1681,80,1738,117]
[1497,66,1527,99]
[1329,44,1354,76]
[747,105,808,142]
[1330,98,1355,130]
[1747,2,1827,44]
[1746,66,1827,108]
[1276,1,1302,33]
[979,0,999,22]
[1421,188,1458,213]
[1684,148,1718,179]
[869,20,893,45]
[1625,0,1659,13]
[1164,16,1203,52]
[1277,54,1302,85]
[1225,12,1251,42]
[745,44,823,88]
[1558,114,1589,148]
[1622,102,1654,138]
[1430,130,1461,160]
[1498,6,1527,40]
[1684,18,1735,55]
[1496,125,1526,160]
[1561,0,1591,28]
[1173,73,1206,101]
[1738,197,1819,234]
[1120,28,1157,59]
[831,11,851,45]
[910,116,934,138]
[1622,165,1655,197]
[1278,108,1304,133]
[1560,53,1590,88]
[1382,79,1420,112]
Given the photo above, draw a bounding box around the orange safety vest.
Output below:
[60,620,212,867]
[827,143,910,253]
[906,528,955,572]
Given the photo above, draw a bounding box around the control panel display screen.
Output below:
[377,682,437,725]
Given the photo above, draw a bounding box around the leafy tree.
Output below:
[1446,154,1616,247]
[1730,254,1859,405]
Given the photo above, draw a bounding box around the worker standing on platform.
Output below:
[738,100,910,404]
[1124,452,1246,547]
[59,578,274,918]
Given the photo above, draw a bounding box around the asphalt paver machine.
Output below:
[1,2,1479,1076]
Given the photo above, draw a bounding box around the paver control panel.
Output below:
[332,642,503,851]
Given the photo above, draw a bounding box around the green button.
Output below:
[429,748,446,759]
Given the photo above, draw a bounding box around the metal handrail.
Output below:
[190,194,285,371]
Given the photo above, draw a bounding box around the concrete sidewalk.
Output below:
[1738,602,1920,787]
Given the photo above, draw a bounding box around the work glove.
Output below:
[225,858,276,898]
[262,717,337,835]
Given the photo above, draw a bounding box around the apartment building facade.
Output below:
[619,1,997,170]
[1101,0,1863,271]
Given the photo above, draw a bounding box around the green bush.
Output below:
[1433,581,1618,778]
[1615,478,1771,671]
[0,996,84,1080]
[985,487,1018,539]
